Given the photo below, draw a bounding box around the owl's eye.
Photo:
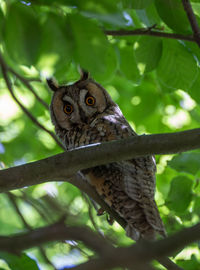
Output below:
[63,103,73,114]
[85,96,95,106]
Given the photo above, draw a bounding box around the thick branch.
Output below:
[0,223,112,256]
[182,0,200,47]
[71,222,200,270]
[0,128,200,192]
[0,221,199,269]
[105,28,194,42]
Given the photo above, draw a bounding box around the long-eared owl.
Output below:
[47,71,166,241]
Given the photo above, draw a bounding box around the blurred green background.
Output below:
[0,0,200,269]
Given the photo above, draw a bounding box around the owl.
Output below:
[47,71,166,241]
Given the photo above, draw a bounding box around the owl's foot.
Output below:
[97,207,105,216]
[106,215,114,225]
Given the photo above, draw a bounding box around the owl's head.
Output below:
[47,71,115,130]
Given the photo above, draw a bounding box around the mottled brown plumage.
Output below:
[48,72,166,240]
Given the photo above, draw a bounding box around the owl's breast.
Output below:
[83,163,123,207]
[64,114,133,150]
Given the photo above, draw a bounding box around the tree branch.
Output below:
[71,222,200,270]
[0,128,200,192]
[182,0,200,47]
[0,128,199,270]
[0,222,112,256]
[105,28,194,42]
[0,129,199,269]
[0,221,199,270]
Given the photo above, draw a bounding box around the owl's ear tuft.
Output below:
[46,77,59,92]
[80,69,89,81]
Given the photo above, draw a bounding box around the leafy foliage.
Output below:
[0,0,200,269]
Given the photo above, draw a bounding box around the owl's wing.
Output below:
[121,156,156,201]
[122,157,165,234]
[102,112,157,200]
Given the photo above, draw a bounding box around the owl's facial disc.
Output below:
[50,77,114,130]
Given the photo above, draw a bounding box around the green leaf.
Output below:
[168,153,200,175]
[81,12,127,28]
[155,0,191,33]
[0,8,4,42]
[134,36,162,73]
[120,45,141,82]
[127,79,159,124]
[36,12,72,74]
[55,0,120,13]
[193,196,200,216]
[166,176,193,213]
[67,14,109,74]
[142,2,162,26]
[0,252,40,270]
[93,44,117,82]
[157,167,176,199]
[177,255,200,270]
[4,2,42,66]
[123,0,153,9]
[157,40,198,91]
[29,0,68,5]
[188,71,200,104]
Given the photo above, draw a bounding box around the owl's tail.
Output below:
[125,199,166,241]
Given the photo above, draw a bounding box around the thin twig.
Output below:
[0,223,113,256]
[6,192,57,270]
[82,193,100,232]
[6,192,32,230]
[105,28,194,42]
[0,53,64,149]
[8,66,49,109]
[182,0,200,47]
[20,191,52,223]
[0,128,200,193]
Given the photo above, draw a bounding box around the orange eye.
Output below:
[85,96,95,106]
[63,104,73,114]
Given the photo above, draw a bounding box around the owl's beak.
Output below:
[79,108,88,124]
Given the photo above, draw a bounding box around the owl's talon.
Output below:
[97,207,105,216]
[107,215,114,225]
